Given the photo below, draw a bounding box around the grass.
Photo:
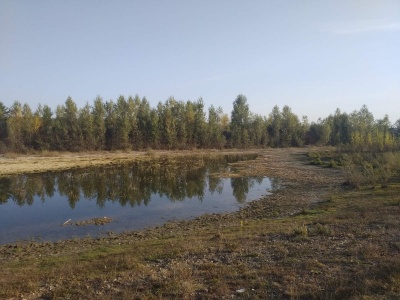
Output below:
[1,148,400,299]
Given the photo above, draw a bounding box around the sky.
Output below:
[0,0,399,123]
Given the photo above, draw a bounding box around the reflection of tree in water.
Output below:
[230,176,263,204]
[0,154,262,208]
[0,177,11,204]
[57,172,81,208]
[208,176,224,195]
[270,178,283,191]
[231,177,250,204]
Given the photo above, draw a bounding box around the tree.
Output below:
[394,119,400,139]
[329,109,351,146]
[349,105,374,149]
[7,101,24,151]
[104,100,117,150]
[150,108,160,149]
[79,103,95,150]
[159,98,178,149]
[114,95,130,149]
[173,100,187,148]
[35,104,53,150]
[206,105,226,148]
[52,105,67,150]
[0,102,8,149]
[92,96,106,150]
[249,114,268,147]
[231,94,250,147]
[374,114,395,151]
[137,97,152,149]
[307,118,331,146]
[21,103,36,149]
[267,105,282,147]
[63,97,82,151]
[127,95,140,149]
[193,98,207,148]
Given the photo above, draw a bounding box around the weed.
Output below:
[293,224,308,237]
[310,223,332,236]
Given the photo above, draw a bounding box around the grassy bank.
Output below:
[0,149,257,176]
[1,148,399,299]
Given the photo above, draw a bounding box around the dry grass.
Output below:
[1,148,399,299]
[0,149,258,176]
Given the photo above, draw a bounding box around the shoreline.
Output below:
[0,149,258,176]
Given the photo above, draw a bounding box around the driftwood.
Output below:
[62,218,72,226]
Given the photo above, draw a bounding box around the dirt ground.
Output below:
[1,148,399,299]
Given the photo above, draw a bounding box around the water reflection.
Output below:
[0,154,263,208]
[0,154,274,244]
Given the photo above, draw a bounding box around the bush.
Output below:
[342,151,400,189]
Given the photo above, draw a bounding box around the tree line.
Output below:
[0,94,399,152]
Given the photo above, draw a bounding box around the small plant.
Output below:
[308,152,323,165]
[314,223,331,236]
[294,224,308,237]
[327,159,338,168]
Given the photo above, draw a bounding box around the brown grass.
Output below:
[0,148,399,299]
[0,149,258,177]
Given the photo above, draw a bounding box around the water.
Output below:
[0,155,273,244]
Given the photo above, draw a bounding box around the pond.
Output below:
[0,154,274,244]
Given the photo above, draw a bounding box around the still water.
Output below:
[0,155,273,244]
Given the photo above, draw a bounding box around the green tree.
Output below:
[250,114,268,147]
[173,100,188,148]
[328,109,351,146]
[35,104,53,150]
[79,103,95,150]
[349,105,374,149]
[127,95,140,149]
[92,96,106,150]
[374,115,395,151]
[394,119,400,139]
[267,105,282,147]
[115,95,130,149]
[21,103,37,149]
[193,98,207,148]
[206,105,226,148]
[0,102,8,149]
[63,97,82,151]
[137,97,152,149]
[307,118,331,146]
[150,108,160,149]
[231,94,250,147]
[159,98,178,149]
[104,100,117,150]
[52,105,67,150]
[7,101,24,151]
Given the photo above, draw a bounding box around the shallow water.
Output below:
[0,155,272,244]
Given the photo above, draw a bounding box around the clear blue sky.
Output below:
[1,1,399,123]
